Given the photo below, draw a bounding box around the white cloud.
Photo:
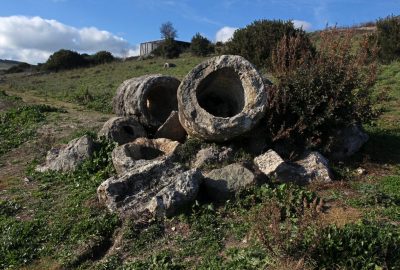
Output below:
[215,26,238,43]
[0,16,139,64]
[292,20,312,31]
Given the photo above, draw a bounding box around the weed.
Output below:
[0,138,120,269]
[306,221,400,269]
[0,104,64,155]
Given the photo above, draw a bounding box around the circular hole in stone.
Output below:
[122,125,135,136]
[138,146,164,160]
[146,85,178,124]
[196,67,245,118]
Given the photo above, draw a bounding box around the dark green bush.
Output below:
[266,29,378,153]
[91,51,115,64]
[225,19,309,68]
[377,15,400,63]
[153,38,182,59]
[190,33,214,56]
[43,49,88,71]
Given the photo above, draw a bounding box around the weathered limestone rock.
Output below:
[254,149,286,176]
[193,145,234,169]
[155,111,187,142]
[254,150,332,184]
[296,152,332,183]
[97,162,202,217]
[98,116,146,145]
[36,135,95,172]
[147,169,201,217]
[113,74,181,129]
[204,163,256,201]
[177,55,267,142]
[111,138,180,175]
[330,125,369,160]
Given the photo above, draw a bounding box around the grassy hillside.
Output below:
[2,54,208,113]
[0,53,400,269]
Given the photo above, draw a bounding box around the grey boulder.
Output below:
[204,163,256,201]
[155,111,187,142]
[330,125,369,160]
[254,150,332,184]
[97,162,202,218]
[36,135,95,172]
[193,145,234,169]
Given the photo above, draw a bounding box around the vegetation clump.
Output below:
[0,138,120,269]
[376,15,400,63]
[266,29,378,154]
[0,104,63,155]
[225,19,311,68]
[190,33,214,56]
[43,49,116,72]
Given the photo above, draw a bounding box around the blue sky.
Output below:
[1,0,399,63]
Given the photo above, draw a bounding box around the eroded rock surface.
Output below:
[204,163,256,201]
[330,125,369,160]
[155,111,187,142]
[98,116,146,145]
[296,152,332,183]
[113,74,180,129]
[193,145,234,169]
[254,150,332,184]
[97,162,202,218]
[111,138,180,176]
[177,55,267,142]
[254,149,287,176]
[36,135,95,172]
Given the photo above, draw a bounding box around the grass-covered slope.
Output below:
[0,56,399,269]
[1,54,207,113]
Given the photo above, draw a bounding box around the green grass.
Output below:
[0,101,64,156]
[1,54,208,113]
[0,138,120,269]
[1,56,400,269]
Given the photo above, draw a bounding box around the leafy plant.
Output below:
[225,19,310,68]
[266,29,378,153]
[377,15,400,63]
[43,49,89,71]
[306,221,400,269]
[0,104,64,155]
[190,33,214,56]
[0,138,119,269]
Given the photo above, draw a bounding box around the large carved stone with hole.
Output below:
[177,55,267,142]
[111,138,180,175]
[98,116,146,145]
[113,74,180,129]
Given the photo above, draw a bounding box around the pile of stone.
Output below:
[36,55,369,219]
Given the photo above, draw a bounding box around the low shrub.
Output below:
[306,221,400,269]
[153,38,182,59]
[91,51,115,65]
[190,33,214,56]
[0,104,63,155]
[376,15,400,63]
[266,29,379,153]
[43,49,89,71]
[225,19,311,68]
